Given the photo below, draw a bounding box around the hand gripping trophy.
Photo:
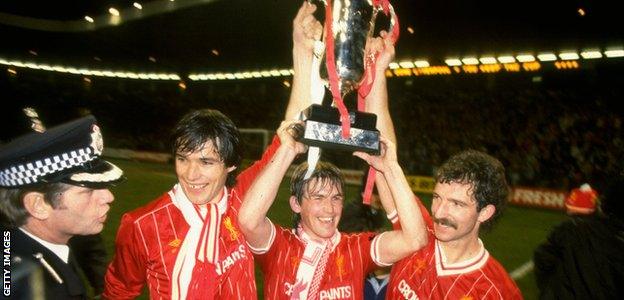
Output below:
[298,0,399,187]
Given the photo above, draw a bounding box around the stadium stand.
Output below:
[1,65,622,191]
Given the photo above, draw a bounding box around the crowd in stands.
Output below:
[2,66,622,190]
[387,73,623,190]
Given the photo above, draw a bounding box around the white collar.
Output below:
[434,239,489,276]
[19,227,70,263]
[297,227,341,252]
[170,183,228,219]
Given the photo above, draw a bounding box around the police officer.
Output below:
[0,112,124,299]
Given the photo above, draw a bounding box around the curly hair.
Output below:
[435,149,509,231]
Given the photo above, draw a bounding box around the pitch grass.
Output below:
[101,158,567,299]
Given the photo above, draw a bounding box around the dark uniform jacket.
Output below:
[534,214,624,299]
[9,227,87,299]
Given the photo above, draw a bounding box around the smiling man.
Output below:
[0,114,124,299]
[237,4,429,298]
[385,150,523,299]
[239,128,427,300]
[103,109,285,299]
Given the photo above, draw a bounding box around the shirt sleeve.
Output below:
[231,135,281,209]
[352,232,378,275]
[370,231,393,267]
[103,213,148,299]
[246,218,277,255]
[253,224,288,274]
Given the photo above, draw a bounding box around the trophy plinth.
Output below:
[300,104,380,154]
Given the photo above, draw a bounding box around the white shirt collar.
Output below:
[434,238,489,276]
[19,227,70,263]
[297,227,341,252]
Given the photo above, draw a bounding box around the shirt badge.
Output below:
[415,258,426,274]
[335,254,346,278]
[168,238,181,247]
[223,216,240,241]
[291,256,300,269]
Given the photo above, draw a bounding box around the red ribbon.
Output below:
[373,0,390,15]
[362,167,377,205]
[323,0,352,139]
[374,0,400,44]
[324,0,400,205]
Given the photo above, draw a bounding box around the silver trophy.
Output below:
[300,0,398,154]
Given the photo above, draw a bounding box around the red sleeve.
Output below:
[254,224,288,274]
[103,213,148,300]
[359,232,378,274]
[231,135,281,209]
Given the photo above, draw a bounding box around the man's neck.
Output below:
[438,235,482,264]
[21,221,69,245]
[298,227,338,246]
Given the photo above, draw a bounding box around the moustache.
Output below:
[433,217,458,229]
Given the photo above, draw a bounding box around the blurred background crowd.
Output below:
[3,63,622,191]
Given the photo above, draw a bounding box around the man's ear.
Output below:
[477,204,495,224]
[226,166,237,173]
[22,192,52,220]
[289,196,302,213]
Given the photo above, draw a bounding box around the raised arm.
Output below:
[360,43,428,260]
[354,137,428,264]
[365,30,396,144]
[238,121,306,249]
[285,2,323,120]
[363,31,400,217]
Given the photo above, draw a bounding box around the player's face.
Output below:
[293,178,344,241]
[49,186,114,239]
[175,140,235,205]
[431,181,484,244]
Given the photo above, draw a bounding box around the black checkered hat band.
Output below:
[0,146,95,187]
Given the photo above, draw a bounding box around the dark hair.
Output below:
[0,182,71,226]
[435,149,509,231]
[289,161,345,227]
[170,109,242,187]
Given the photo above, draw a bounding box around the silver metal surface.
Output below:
[313,0,391,96]
[303,120,380,153]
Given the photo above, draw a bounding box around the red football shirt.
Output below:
[386,208,523,300]
[253,223,383,300]
[103,137,280,300]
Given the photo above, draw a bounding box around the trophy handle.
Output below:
[373,1,400,44]
[387,3,400,43]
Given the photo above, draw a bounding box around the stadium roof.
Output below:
[0,0,622,74]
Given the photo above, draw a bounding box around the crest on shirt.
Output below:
[168,238,182,248]
[335,254,346,278]
[223,216,240,241]
[291,256,300,269]
[460,296,473,300]
[414,258,426,274]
